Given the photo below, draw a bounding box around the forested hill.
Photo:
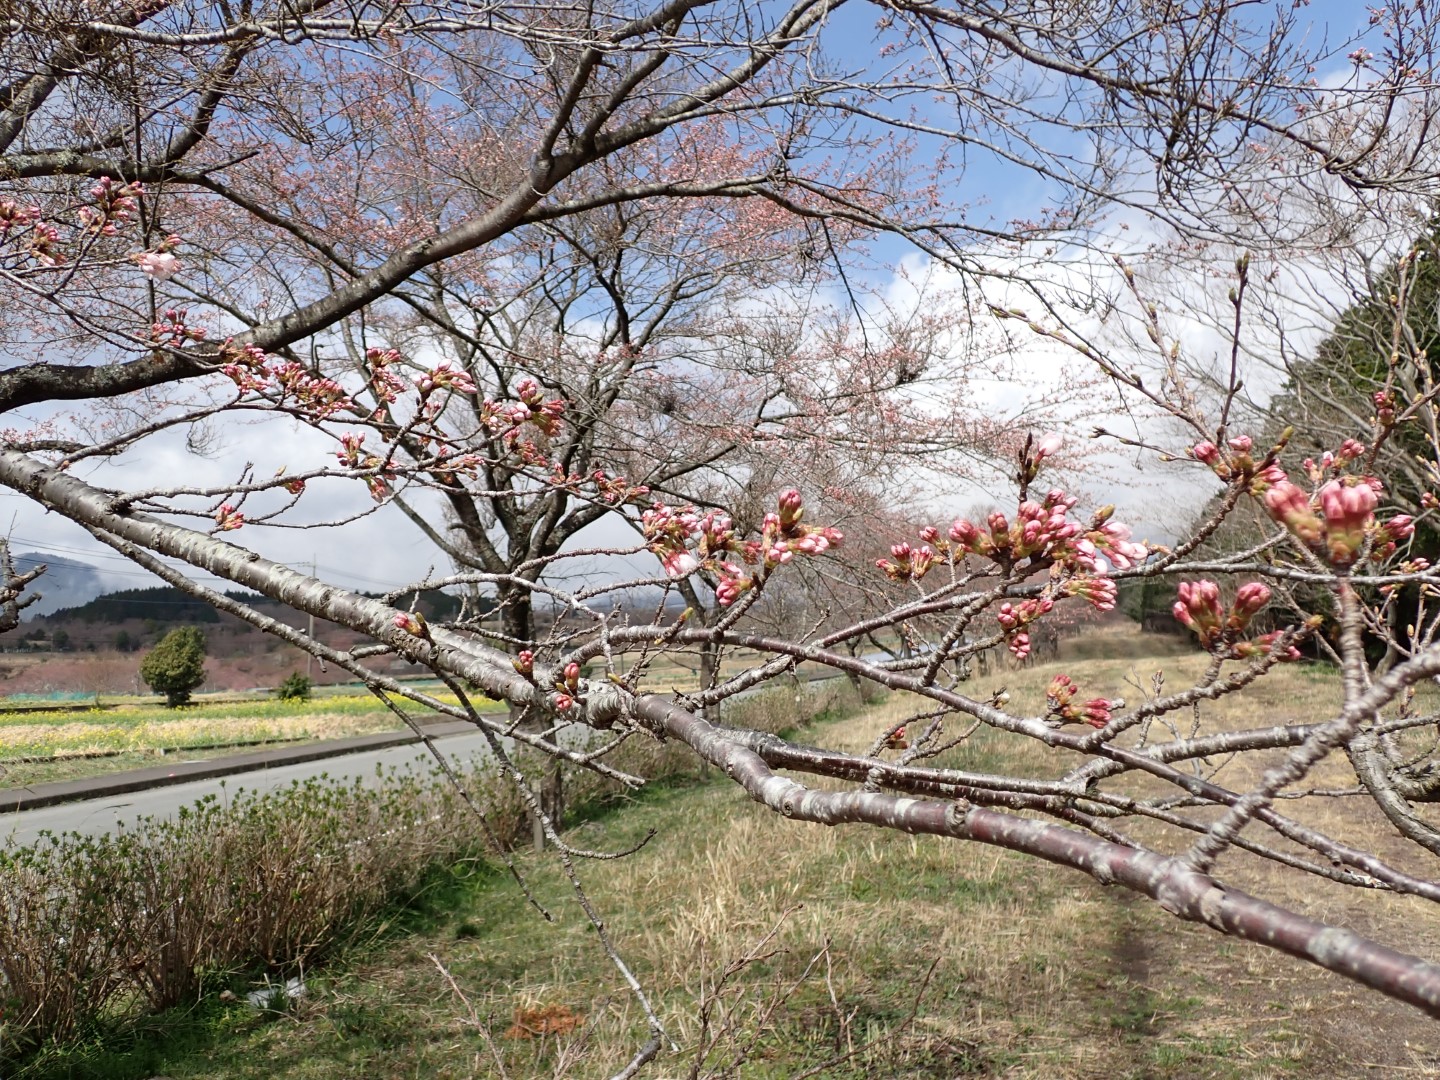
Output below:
[48,587,238,623]
[44,585,474,626]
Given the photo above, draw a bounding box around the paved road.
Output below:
[0,731,495,848]
[0,670,856,847]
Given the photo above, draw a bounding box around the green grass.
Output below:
[0,694,513,788]
[0,744,306,788]
[8,647,1435,1078]
[0,694,418,729]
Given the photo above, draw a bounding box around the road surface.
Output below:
[0,730,495,848]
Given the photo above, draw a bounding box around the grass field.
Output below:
[0,650,811,789]
[26,632,1440,1079]
[0,695,437,788]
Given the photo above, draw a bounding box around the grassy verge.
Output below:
[0,695,509,789]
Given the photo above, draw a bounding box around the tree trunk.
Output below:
[501,584,562,852]
[697,636,717,721]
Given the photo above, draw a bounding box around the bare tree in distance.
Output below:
[10,0,1440,1068]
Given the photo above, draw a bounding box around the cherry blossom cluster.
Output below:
[79,177,143,237]
[273,362,352,420]
[1,179,175,276]
[135,236,182,281]
[1171,579,1302,660]
[364,348,409,408]
[508,650,584,714]
[1263,473,1412,567]
[27,221,60,267]
[996,597,1053,659]
[336,432,396,501]
[151,309,207,348]
[642,490,843,606]
[214,348,640,512]
[415,362,477,398]
[553,661,583,712]
[1299,438,1368,482]
[877,486,1141,657]
[0,197,57,267]
[1374,389,1398,428]
[1382,557,1433,597]
[590,469,648,505]
[0,200,40,236]
[213,503,245,532]
[1189,434,1287,495]
[1062,574,1118,611]
[494,378,566,438]
[890,492,1145,582]
[876,542,934,582]
[1046,674,1114,728]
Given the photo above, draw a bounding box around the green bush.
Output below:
[138,627,207,707]
[275,672,313,702]
[0,766,515,1061]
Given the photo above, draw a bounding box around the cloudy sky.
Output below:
[0,0,1395,603]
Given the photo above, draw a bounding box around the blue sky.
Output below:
[0,0,1409,601]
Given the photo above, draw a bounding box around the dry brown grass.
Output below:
[28,645,1440,1079]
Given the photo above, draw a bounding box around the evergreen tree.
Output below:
[139,627,207,707]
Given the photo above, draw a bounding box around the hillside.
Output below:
[1,585,481,695]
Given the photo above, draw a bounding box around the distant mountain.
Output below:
[10,552,112,617]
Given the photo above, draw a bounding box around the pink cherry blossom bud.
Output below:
[1233,582,1272,618]
[661,549,700,578]
[918,525,939,544]
[553,692,574,712]
[563,662,581,688]
[1033,432,1064,461]
[1263,481,1325,547]
[214,503,244,531]
[1065,575,1117,611]
[948,518,980,549]
[1047,674,1076,707]
[1082,699,1113,728]
[513,650,534,676]
[393,612,426,636]
[1191,441,1220,465]
[777,488,804,528]
[1249,463,1287,494]
[1227,435,1253,453]
[1383,515,1415,541]
[1338,438,1367,461]
[1007,632,1031,660]
[136,251,180,280]
[1174,580,1225,647]
[1319,479,1378,565]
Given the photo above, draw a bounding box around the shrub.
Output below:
[276,671,313,702]
[138,627,207,707]
[0,766,506,1060]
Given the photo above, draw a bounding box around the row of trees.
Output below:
[6,0,1440,1065]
